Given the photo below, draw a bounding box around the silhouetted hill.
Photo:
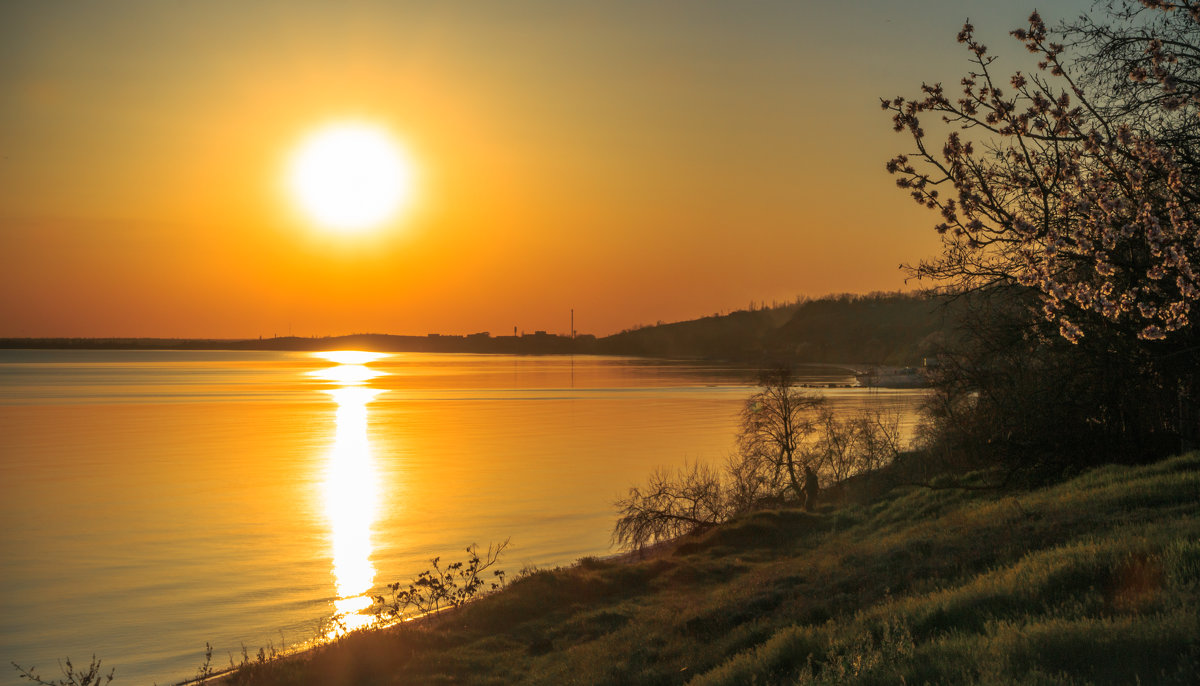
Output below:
[596,306,798,361]
[596,292,954,366]
[769,292,953,365]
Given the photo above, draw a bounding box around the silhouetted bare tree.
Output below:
[810,406,905,483]
[612,462,726,550]
[736,368,825,500]
[614,370,906,549]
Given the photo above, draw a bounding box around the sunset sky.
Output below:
[1,0,1092,338]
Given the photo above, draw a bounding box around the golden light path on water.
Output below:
[311,351,388,635]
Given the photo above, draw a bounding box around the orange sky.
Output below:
[0,1,1091,338]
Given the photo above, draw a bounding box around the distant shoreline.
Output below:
[0,294,948,372]
[0,341,929,388]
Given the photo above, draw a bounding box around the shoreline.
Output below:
[176,453,1200,685]
[190,535,686,686]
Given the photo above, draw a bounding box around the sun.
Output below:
[287,121,416,233]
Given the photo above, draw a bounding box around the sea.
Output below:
[0,350,927,685]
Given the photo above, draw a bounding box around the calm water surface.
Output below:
[0,350,925,685]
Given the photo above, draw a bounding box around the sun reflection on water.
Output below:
[311,363,383,386]
[313,352,388,636]
[315,350,388,366]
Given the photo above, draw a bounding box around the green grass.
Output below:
[221,452,1200,685]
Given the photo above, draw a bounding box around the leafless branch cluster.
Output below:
[612,462,727,551]
[614,370,904,550]
[12,656,113,686]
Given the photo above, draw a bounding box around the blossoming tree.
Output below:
[884,2,1198,344]
[884,1,1199,458]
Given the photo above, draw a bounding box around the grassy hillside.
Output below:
[221,454,1200,685]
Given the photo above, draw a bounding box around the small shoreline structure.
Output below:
[850,365,929,389]
[790,364,930,389]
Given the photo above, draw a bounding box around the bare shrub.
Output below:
[614,369,907,549]
[850,409,903,473]
[724,449,778,515]
[373,540,509,619]
[11,656,113,686]
[810,407,904,483]
[613,461,727,550]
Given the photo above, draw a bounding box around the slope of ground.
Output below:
[222,453,1200,685]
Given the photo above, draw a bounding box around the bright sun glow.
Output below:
[287,122,416,232]
[315,351,387,366]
